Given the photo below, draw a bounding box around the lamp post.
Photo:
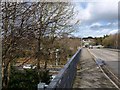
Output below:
[55,49,59,66]
[81,37,83,48]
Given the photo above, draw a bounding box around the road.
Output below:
[89,48,119,77]
[73,48,116,88]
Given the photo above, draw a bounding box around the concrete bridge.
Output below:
[38,48,120,90]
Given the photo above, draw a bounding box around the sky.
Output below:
[72,0,119,38]
[1,0,119,38]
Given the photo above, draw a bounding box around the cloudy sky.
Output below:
[72,0,119,37]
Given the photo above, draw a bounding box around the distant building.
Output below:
[82,37,95,47]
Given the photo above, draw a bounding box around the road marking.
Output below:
[88,49,120,89]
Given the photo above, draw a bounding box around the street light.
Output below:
[55,49,59,66]
[81,37,83,48]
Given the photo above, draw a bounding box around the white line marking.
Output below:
[88,49,120,89]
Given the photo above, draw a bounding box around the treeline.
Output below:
[102,33,119,49]
[93,33,119,49]
[1,2,79,89]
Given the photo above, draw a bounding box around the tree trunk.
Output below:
[37,37,41,70]
[44,52,49,70]
[44,58,47,70]
[2,62,10,89]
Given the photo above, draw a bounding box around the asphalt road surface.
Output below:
[73,48,116,88]
[89,48,119,77]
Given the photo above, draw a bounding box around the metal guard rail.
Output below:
[46,48,81,89]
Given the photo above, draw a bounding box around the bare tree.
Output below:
[27,2,77,70]
[2,2,38,88]
[2,2,78,88]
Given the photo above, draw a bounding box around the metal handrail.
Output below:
[45,48,81,90]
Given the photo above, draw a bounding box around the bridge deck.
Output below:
[90,48,119,77]
[73,48,116,88]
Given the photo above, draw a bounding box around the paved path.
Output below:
[73,48,116,88]
[89,48,119,76]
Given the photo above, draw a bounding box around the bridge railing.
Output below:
[45,48,81,90]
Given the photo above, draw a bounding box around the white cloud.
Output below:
[73,1,118,24]
[90,22,118,30]
[84,2,117,24]
[90,23,101,27]
[109,29,118,34]
[72,2,91,24]
[72,1,118,37]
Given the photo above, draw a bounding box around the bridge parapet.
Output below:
[42,48,81,90]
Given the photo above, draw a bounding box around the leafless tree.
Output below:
[2,2,38,88]
[2,2,78,88]
[30,2,77,70]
